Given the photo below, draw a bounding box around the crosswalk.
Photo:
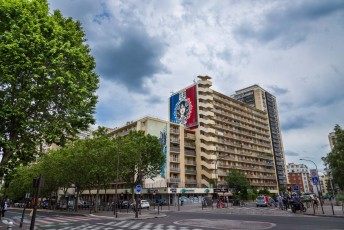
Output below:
[11,215,108,227]
[11,216,205,230]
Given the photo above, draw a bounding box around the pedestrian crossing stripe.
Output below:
[35,221,205,230]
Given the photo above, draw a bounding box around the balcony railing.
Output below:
[170,168,181,172]
[185,169,197,174]
[185,149,196,156]
[170,146,180,152]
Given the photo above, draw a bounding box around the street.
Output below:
[2,204,344,230]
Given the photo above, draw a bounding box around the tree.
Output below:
[119,131,165,198]
[225,169,251,200]
[327,124,344,191]
[0,0,99,173]
[7,164,40,202]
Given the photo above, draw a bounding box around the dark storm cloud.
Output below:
[281,115,314,131]
[285,150,300,157]
[93,26,168,93]
[234,0,344,47]
[267,85,289,96]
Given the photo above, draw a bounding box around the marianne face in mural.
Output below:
[175,99,191,125]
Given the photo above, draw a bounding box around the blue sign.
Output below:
[135,185,142,193]
[312,177,319,185]
[293,185,299,191]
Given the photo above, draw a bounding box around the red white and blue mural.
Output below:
[170,84,198,129]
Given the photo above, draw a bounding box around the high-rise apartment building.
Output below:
[233,85,288,189]
[170,76,279,193]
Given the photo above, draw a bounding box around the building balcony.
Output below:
[170,158,180,163]
[185,149,196,156]
[185,169,197,175]
[185,161,196,166]
[169,178,180,183]
[185,179,197,184]
[170,146,180,153]
[170,168,181,172]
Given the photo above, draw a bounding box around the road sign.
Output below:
[170,188,177,193]
[214,188,229,193]
[293,185,299,191]
[310,169,318,178]
[135,185,142,194]
[312,176,319,185]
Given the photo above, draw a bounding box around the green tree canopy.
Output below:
[0,0,99,174]
[327,124,344,191]
[225,169,251,199]
[119,131,165,187]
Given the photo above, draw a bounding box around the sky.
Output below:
[48,0,344,172]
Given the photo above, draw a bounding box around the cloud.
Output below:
[285,150,300,157]
[282,114,314,131]
[267,85,289,96]
[233,0,344,48]
[90,15,169,93]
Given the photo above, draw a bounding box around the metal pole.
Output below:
[30,174,42,230]
[135,192,138,218]
[19,195,28,228]
[114,143,120,218]
[177,194,180,211]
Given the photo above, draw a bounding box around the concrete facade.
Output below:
[233,85,288,189]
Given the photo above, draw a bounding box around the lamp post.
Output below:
[214,158,219,189]
[300,158,324,214]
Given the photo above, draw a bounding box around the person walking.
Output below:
[313,195,319,209]
[2,202,8,217]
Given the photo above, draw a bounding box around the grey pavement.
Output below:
[1,202,343,229]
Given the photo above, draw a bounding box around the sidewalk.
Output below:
[304,202,343,217]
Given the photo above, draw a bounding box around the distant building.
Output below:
[328,132,336,150]
[287,163,311,193]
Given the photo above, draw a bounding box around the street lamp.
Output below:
[300,158,324,214]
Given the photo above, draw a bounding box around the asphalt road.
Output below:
[142,212,344,230]
[3,207,344,230]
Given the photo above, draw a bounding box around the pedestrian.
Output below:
[2,202,8,217]
[264,195,270,207]
[313,195,319,209]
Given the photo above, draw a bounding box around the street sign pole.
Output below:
[135,185,141,218]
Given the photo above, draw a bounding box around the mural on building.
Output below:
[159,127,167,178]
[170,84,198,129]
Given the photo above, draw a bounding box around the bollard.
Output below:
[7,221,13,230]
[331,201,335,215]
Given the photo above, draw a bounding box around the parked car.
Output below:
[256,196,276,207]
[256,196,268,207]
[41,200,49,209]
[140,200,150,209]
[130,200,150,209]
[155,198,167,205]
